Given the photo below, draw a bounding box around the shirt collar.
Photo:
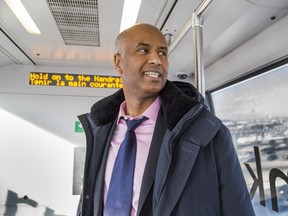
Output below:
[116,97,161,124]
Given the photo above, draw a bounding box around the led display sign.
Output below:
[29,72,122,88]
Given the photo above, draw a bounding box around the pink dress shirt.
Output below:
[104,97,161,216]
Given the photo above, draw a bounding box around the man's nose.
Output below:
[147,53,162,66]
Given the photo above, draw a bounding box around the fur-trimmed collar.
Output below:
[90,80,199,130]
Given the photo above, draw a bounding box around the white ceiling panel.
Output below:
[0,0,288,82]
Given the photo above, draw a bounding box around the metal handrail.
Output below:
[168,0,215,97]
[192,0,215,97]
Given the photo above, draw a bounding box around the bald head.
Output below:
[115,23,167,55]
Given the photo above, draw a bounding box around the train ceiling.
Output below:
[1,0,288,78]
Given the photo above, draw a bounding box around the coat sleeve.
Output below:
[214,124,256,216]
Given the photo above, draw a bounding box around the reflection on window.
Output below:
[211,63,288,216]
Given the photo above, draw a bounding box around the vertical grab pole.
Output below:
[192,0,214,97]
[192,14,205,97]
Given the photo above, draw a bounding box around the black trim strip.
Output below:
[0,27,36,65]
[160,0,178,31]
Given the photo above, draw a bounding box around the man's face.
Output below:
[114,24,169,99]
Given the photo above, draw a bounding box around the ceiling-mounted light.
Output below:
[119,0,142,32]
[4,0,41,35]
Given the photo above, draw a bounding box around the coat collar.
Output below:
[90,80,199,130]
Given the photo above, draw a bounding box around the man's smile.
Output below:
[143,70,162,78]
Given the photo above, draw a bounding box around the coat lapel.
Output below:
[137,110,166,215]
[154,137,200,215]
[153,108,222,216]
[88,116,117,216]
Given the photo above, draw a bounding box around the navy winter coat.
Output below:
[77,80,255,216]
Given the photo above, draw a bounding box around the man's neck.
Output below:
[124,96,158,117]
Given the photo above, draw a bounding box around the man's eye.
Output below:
[159,51,167,56]
[138,48,148,53]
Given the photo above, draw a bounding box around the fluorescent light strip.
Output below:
[4,0,41,35]
[119,0,142,32]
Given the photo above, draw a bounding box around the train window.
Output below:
[210,61,288,215]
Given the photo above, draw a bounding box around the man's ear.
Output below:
[114,54,122,74]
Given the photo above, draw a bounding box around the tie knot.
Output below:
[124,116,148,132]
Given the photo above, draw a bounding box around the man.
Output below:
[77,23,255,216]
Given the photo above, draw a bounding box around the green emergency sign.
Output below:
[75,121,84,133]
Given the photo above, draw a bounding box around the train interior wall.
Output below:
[0,65,118,215]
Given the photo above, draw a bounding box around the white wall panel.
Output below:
[205,14,288,90]
[0,65,119,215]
